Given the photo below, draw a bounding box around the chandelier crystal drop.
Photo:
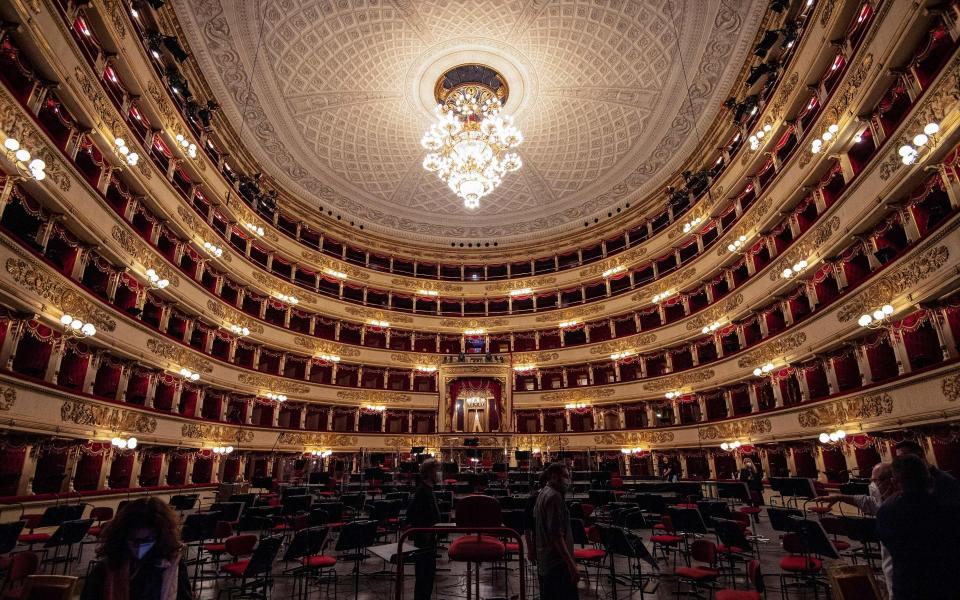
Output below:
[421,67,523,210]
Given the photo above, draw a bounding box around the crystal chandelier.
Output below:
[421,66,523,210]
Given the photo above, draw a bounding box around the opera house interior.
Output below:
[0,0,957,598]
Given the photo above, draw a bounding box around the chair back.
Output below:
[747,559,765,592]
[501,509,525,537]
[689,539,716,567]
[713,518,751,551]
[45,519,93,547]
[570,518,589,546]
[245,536,284,577]
[181,511,222,543]
[224,534,258,558]
[89,507,113,522]
[21,575,77,600]
[308,508,330,527]
[0,521,25,554]
[334,520,378,553]
[212,521,233,540]
[7,551,39,582]
[283,526,329,561]
[455,495,502,528]
[782,532,809,555]
[316,502,344,522]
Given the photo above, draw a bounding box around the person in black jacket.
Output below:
[405,459,441,600]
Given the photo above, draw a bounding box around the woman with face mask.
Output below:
[80,497,191,600]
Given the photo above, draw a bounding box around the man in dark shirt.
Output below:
[877,454,960,600]
[893,440,960,499]
[405,459,442,600]
[533,462,579,600]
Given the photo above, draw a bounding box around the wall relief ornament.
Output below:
[685,294,744,331]
[300,250,370,280]
[631,266,697,302]
[837,245,949,322]
[770,72,800,119]
[796,393,894,428]
[384,435,441,449]
[0,89,70,192]
[61,399,157,433]
[111,226,179,287]
[714,197,775,258]
[440,317,508,328]
[391,278,461,293]
[293,336,361,358]
[277,432,359,447]
[942,373,960,402]
[736,332,807,369]
[205,300,264,334]
[180,423,255,443]
[579,247,648,277]
[541,387,616,403]
[643,369,715,392]
[589,333,658,356]
[146,81,177,128]
[336,390,411,404]
[484,276,556,293]
[251,272,314,304]
[238,374,310,395]
[0,385,15,411]
[146,338,214,373]
[512,434,568,450]
[698,417,772,441]
[390,353,440,366]
[535,303,606,323]
[768,216,841,280]
[5,257,117,332]
[593,431,675,446]
[344,306,413,324]
[224,196,279,243]
[512,351,560,364]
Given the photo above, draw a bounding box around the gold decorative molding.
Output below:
[336,390,411,404]
[768,216,841,281]
[685,293,744,331]
[344,306,413,323]
[61,399,157,433]
[593,431,675,446]
[390,353,440,366]
[181,423,255,444]
[512,351,560,364]
[111,226,179,286]
[943,373,960,402]
[237,374,310,395]
[384,435,442,449]
[300,250,370,280]
[0,88,71,192]
[0,385,15,411]
[5,257,117,332]
[589,333,657,356]
[698,417,772,441]
[484,276,556,293]
[147,81,177,128]
[512,434,568,449]
[736,332,807,369]
[440,317,508,328]
[534,303,606,323]
[643,369,715,392]
[390,278,462,293]
[630,266,697,302]
[224,195,279,243]
[277,432,358,447]
[204,300,264,334]
[578,247,647,277]
[175,205,233,263]
[540,387,615,403]
[770,72,799,119]
[797,392,894,428]
[293,335,361,358]
[837,245,949,322]
[714,197,774,257]
[146,338,214,373]
[251,271,316,304]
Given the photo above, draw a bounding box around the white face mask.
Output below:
[134,541,155,560]
[435,471,442,484]
[868,482,882,502]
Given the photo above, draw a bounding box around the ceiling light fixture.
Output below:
[421,65,522,210]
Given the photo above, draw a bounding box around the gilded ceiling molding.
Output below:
[0,385,15,411]
[836,245,949,322]
[796,392,894,429]
[5,256,117,332]
[685,293,744,331]
[146,338,213,373]
[541,387,616,403]
[736,332,807,369]
[0,89,71,192]
[391,278,461,293]
[336,390,411,404]
[237,374,310,395]
[204,300,264,334]
[293,335,361,358]
[181,423,255,443]
[300,250,370,281]
[440,317,508,328]
[277,432,358,447]
[630,266,697,302]
[251,271,316,304]
[111,226,180,287]
[642,369,716,392]
[534,304,606,324]
[698,417,772,441]
[61,399,157,434]
[589,333,657,356]
[768,216,841,281]
[578,247,647,277]
[593,431,675,446]
[344,307,413,324]
[942,373,960,402]
[484,276,556,293]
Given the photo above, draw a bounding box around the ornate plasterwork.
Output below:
[768,216,841,281]
[736,332,807,369]
[61,399,157,433]
[391,278,462,293]
[224,195,279,243]
[714,197,774,257]
[146,338,213,373]
[541,387,616,404]
[181,423,255,443]
[512,351,560,364]
[796,393,894,428]
[205,300,264,335]
[579,247,647,278]
[112,226,179,287]
[278,432,359,447]
[484,276,556,293]
[173,0,765,242]
[698,417,772,440]
[5,257,117,333]
[251,272,316,304]
[344,307,413,324]
[390,353,440,367]
[0,385,15,411]
[534,304,606,323]
[0,88,71,192]
[685,293,744,332]
[837,245,949,322]
[293,336,361,358]
[593,430,675,446]
[630,266,698,302]
[643,369,715,392]
[589,333,658,356]
[384,435,442,449]
[943,373,960,402]
[336,390,411,404]
[238,374,310,395]
[300,250,370,281]
[440,317,508,328]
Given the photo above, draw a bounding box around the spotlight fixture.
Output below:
[752,362,775,377]
[818,429,846,444]
[174,133,197,158]
[898,122,940,165]
[781,259,809,279]
[3,137,47,180]
[212,445,234,454]
[228,323,250,337]
[265,392,287,402]
[111,436,138,449]
[178,367,200,381]
[144,268,169,290]
[113,137,140,166]
[857,304,894,329]
[202,241,224,257]
[60,314,96,338]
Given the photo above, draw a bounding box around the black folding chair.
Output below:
[41,519,92,574]
[283,526,336,600]
[219,535,284,600]
[335,520,378,600]
[0,521,25,555]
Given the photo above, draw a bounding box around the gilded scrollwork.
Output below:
[181,423,255,443]
[796,393,893,428]
[440,317,508,328]
[205,300,264,334]
[484,276,556,293]
[593,431,675,446]
[534,304,606,323]
[238,374,310,395]
[293,335,361,358]
[0,385,15,411]
[61,399,157,433]
[736,332,807,369]
[698,417,772,441]
[147,338,214,373]
[251,272,315,304]
[944,373,960,402]
[589,333,657,356]
[512,351,560,364]
[642,369,715,392]
[277,432,358,447]
[300,251,370,280]
[344,306,413,323]
[578,247,647,277]
[384,435,441,449]
[768,216,840,281]
[685,293,743,331]
[391,278,462,293]
[630,266,697,302]
[5,257,117,332]
[112,226,179,287]
[540,387,615,403]
[336,390,411,404]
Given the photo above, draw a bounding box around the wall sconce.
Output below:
[114,137,140,166]
[368,319,390,329]
[752,362,775,376]
[682,216,703,234]
[178,367,200,381]
[228,323,250,337]
[727,234,748,253]
[202,241,224,257]
[60,314,96,338]
[111,436,138,449]
[565,402,589,410]
[858,304,894,328]
[265,392,287,402]
[652,290,673,303]
[748,123,772,151]
[610,350,635,361]
[244,222,265,236]
[510,287,533,296]
[364,404,386,412]
[416,365,438,373]
[145,268,169,290]
[558,320,579,329]
[818,429,846,444]
[316,353,341,364]
[3,137,46,180]
[464,328,485,336]
[781,259,808,279]
[274,293,299,305]
[720,440,742,451]
[621,447,644,455]
[324,268,347,280]
[701,321,722,335]
[899,122,940,165]
[309,450,332,457]
[419,289,439,297]
[810,123,839,154]
[212,445,234,454]
[174,133,197,158]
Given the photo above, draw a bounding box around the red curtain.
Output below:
[0,445,26,496]
[793,450,818,479]
[167,456,188,485]
[448,378,502,431]
[139,454,162,486]
[854,446,881,476]
[192,457,213,484]
[223,457,240,483]
[73,448,105,491]
[821,447,848,483]
[57,345,90,390]
[33,445,70,493]
[108,452,134,488]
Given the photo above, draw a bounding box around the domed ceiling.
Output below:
[174,0,765,245]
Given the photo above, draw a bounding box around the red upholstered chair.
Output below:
[219,535,283,599]
[448,495,506,600]
[201,521,235,573]
[218,534,257,583]
[779,532,824,595]
[819,516,851,552]
[716,559,765,600]
[85,507,113,539]
[649,514,682,566]
[571,518,605,590]
[804,499,833,517]
[0,551,39,600]
[674,539,719,596]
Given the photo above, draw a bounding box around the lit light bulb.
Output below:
[924,122,940,136]
[819,433,830,443]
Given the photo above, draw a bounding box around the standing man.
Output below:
[893,440,960,498]
[533,462,580,600]
[405,459,441,600]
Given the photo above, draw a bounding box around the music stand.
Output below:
[335,520,379,600]
[42,519,93,574]
[838,515,880,567]
[784,518,840,596]
[667,507,709,536]
[768,507,803,533]
[0,521,25,555]
[717,481,751,505]
[181,510,221,586]
[598,524,659,598]
[169,493,199,513]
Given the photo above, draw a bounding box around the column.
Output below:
[16,444,38,496]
